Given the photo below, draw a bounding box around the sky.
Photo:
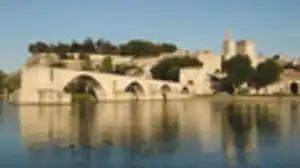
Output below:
[0,0,300,72]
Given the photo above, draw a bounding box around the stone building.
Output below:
[222,29,236,61]
[236,40,255,58]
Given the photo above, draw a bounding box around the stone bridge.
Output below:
[15,65,191,104]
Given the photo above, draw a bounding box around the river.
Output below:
[0,99,299,167]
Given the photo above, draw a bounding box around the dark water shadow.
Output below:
[69,100,97,168]
[221,103,256,166]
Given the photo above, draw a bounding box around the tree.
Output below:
[113,63,138,75]
[69,41,83,53]
[95,39,119,54]
[159,43,178,53]
[0,70,7,93]
[101,56,113,73]
[151,56,203,82]
[222,80,235,94]
[82,38,96,53]
[52,42,70,58]
[119,39,160,57]
[165,66,181,82]
[28,43,37,54]
[27,38,179,57]
[252,59,283,90]
[5,72,20,92]
[222,54,254,90]
[81,55,93,71]
[28,41,50,53]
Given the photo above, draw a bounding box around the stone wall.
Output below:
[17,66,187,104]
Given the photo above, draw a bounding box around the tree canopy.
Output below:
[0,70,7,93]
[4,72,20,92]
[100,56,113,73]
[251,59,283,90]
[80,54,93,71]
[151,56,203,82]
[113,63,141,75]
[222,54,254,89]
[218,54,283,94]
[28,38,178,58]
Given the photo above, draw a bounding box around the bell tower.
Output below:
[225,29,230,41]
[222,29,236,60]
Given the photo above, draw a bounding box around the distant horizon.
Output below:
[1,0,300,72]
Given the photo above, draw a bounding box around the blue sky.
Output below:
[0,0,299,72]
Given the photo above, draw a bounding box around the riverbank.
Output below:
[7,92,300,105]
[195,94,300,103]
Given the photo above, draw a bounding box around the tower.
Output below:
[225,29,230,41]
[236,40,255,58]
[222,29,236,60]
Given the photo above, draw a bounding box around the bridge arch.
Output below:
[160,84,171,93]
[180,86,190,94]
[62,74,109,99]
[290,81,299,95]
[124,80,147,97]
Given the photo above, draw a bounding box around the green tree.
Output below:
[0,70,7,93]
[5,72,20,92]
[27,38,179,57]
[159,43,178,53]
[28,41,50,53]
[119,39,160,57]
[82,37,96,53]
[69,41,83,53]
[222,54,254,90]
[28,43,36,54]
[96,39,119,54]
[165,66,181,81]
[81,54,93,71]
[101,56,113,73]
[252,59,283,90]
[113,63,143,75]
[151,56,202,82]
[52,42,70,59]
[114,63,134,75]
[53,42,70,53]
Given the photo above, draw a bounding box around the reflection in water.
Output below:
[71,101,96,148]
[17,99,300,167]
[221,103,257,166]
[0,101,4,124]
[155,101,180,154]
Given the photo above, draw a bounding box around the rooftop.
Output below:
[236,40,253,44]
[281,69,300,80]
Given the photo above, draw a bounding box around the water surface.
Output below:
[0,99,300,167]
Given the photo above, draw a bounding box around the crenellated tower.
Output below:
[221,29,236,71]
[222,29,236,60]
